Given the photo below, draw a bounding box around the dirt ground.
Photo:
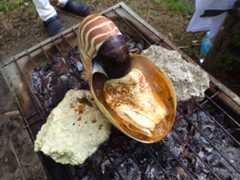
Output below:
[0,3,80,60]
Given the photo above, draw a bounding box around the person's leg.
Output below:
[57,0,69,7]
[32,0,57,21]
[58,0,90,16]
[32,0,64,36]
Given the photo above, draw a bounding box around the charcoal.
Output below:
[75,164,89,178]
[66,47,84,77]
[144,163,166,180]
[124,35,145,54]
[117,159,141,180]
[101,158,111,174]
[32,68,44,95]
[88,150,105,168]
[133,145,152,165]
[198,173,208,180]
[81,175,97,180]
[202,125,215,139]
[31,47,88,112]
[100,159,121,180]
[175,166,188,180]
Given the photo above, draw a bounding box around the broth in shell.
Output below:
[90,54,176,143]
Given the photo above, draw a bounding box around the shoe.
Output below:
[44,16,64,36]
[62,0,90,17]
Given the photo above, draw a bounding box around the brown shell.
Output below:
[90,54,177,143]
[77,14,121,80]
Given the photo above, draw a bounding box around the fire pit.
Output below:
[1,2,240,180]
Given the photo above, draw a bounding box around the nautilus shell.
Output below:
[78,15,176,143]
[78,14,121,80]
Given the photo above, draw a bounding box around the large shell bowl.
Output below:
[90,54,177,143]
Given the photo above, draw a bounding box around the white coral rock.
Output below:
[34,89,111,165]
[143,45,210,102]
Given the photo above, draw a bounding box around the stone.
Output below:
[142,45,210,102]
[34,89,111,165]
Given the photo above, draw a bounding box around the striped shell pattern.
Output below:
[78,15,121,79]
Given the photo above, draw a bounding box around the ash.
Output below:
[31,41,240,180]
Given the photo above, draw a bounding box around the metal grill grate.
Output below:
[1,2,240,180]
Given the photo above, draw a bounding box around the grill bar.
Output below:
[199,91,219,107]
[118,141,171,179]
[176,99,240,175]
[181,105,240,175]
[174,113,238,177]
[163,143,198,179]
[146,147,171,180]
[172,133,222,180]
[16,105,35,142]
[197,98,240,147]
[103,152,125,180]
[206,95,240,128]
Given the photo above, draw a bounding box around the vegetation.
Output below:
[0,0,31,13]
[0,0,22,13]
[217,53,240,73]
[216,21,240,73]
[152,0,194,14]
[233,28,240,48]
